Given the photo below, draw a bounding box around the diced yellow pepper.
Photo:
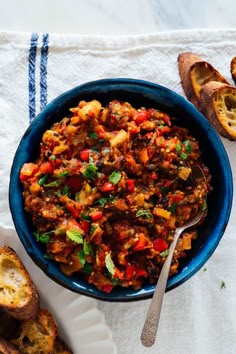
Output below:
[139,148,149,163]
[178,166,192,181]
[153,207,171,219]
[110,129,128,147]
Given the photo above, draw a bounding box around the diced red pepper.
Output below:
[126,265,136,280]
[90,211,103,221]
[66,176,82,192]
[133,234,148,251]
[149,172,158,180]
[80,220,90,234]
[67,202,81,218]
[128,121,140,135]
[80,149,91,162]
[126,179,135,193]
[20,163,39,181]
[153,238,168,252]
[101,182,115,192]
[102,284,114,293]
[39,161,54,174]
[136,269,148,277]
[170,193,184,203]
[134,111,148,125]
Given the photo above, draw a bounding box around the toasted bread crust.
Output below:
[178,52,229,109]
[11,308,58,354]
[0,337,20,354]
[53,337,73,354]
[200,81,236,140]
[0,247,39,320]
[230,57,236,84]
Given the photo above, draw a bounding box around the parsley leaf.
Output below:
[83,162,98,180]
[136,209,153,219]
[105,252,115,276]
[109,171,122,185]
[34,230,54,243]
[66,230,83,244]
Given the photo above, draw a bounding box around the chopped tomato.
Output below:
[153,238,168,252]
[126,179,135,193]
[39,161,53,174]
[101,182,115,192]
[90,211,103,221]
[80,220,90,234]
[102,284,114,293]
[134,111,148,125]
[20,163,38,181]
[126,265,136,280]
[136,269,148,277]
[149,172,158,180]
[133,233,148,251]
[80,149,91,162]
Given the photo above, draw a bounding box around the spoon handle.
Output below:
[140,229,182,347]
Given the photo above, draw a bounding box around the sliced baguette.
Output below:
[53,337,73,354]
[178,52,229,109]
[230,56,236,84]
[200,81,236,140]
[0,247,39,320]
[0,337,20,354]
[11,308,58,354]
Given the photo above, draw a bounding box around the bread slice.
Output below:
[230,57,236,84]
[200,81,236,140]
[0,247,39,320]
[0,337,20,354]
[0,310,21,340]
[53,337,72,354]
[178,52,229,109]
[11,308,58,354]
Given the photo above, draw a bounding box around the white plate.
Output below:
[0,223,117,354]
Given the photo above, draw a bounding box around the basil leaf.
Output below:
[38,174,49,186]
[136,209,153,219]
[109,171,122,185]
[66,230,83,244]
[77,250,86,267]
[105,252,115,276]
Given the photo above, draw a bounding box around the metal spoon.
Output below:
[141,166,206,348]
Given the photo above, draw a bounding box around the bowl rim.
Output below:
[9,78,233,301]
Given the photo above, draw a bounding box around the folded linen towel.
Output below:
[0,29,236,354]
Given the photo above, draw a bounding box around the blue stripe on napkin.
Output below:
[28,32,39,123]
[40,33,49,111]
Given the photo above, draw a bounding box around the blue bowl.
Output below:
[9,78,233,301]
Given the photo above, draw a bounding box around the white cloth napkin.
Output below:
[0,28,236,354]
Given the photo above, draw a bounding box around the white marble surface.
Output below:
[0,0,236,35]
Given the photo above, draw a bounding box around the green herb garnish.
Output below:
[90,225,97,235]
[105,252,115,276]
[38,174,49,186]
[179,152,188,160]
[201,201,207,212]
[66,229,83,244]
[83,161,99,180]
[83,263,93,274]
[89,132,98,139]
[136,209,153,219]
[56,171,69,177]
[81,212,91,222]
[169,201,177,214]
[83,239,92,255]
[44,180,62,187]
[160,250,169,257]
[176,142,182,152]
[160,186,170,195]
[97,197,108,207]
[109,170,122,185]
[51,155,56,161]
[34,230,54,243]
[183,140,192,153]
[77,250,86,267]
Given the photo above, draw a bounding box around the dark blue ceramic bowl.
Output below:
[9,78,233,301]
